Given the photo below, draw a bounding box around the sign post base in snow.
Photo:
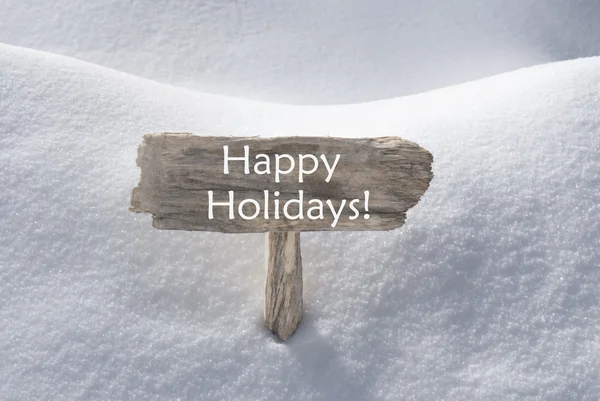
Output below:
[265,232,303,340]
[130,133,433,340]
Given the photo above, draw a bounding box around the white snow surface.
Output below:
[2,0,600,103]
[1,39,600,400]
[2,0,600,399]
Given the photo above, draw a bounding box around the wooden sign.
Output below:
[130,133,433,340]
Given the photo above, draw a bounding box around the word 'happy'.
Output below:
[222,145,341,183]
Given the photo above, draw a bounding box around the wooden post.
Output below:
[264,232,303,340]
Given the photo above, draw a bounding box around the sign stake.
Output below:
[264,231,303,340]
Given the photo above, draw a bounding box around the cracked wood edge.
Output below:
[264,232,303,340]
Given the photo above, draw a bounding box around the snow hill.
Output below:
[1,40,599,400]
[2,0,600,103]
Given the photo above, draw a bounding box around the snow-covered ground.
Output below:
[3,0,600,103]
[1,1,599,400]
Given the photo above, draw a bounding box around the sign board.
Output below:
[130,133,433,232]
[130,133,433,340]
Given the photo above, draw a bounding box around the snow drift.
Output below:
[2,0,600,103]
[1,42,599,400]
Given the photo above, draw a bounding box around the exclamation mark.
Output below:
[364,191,370,219]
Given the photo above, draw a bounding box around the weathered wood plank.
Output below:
[264,232,303,340]
[130,133,433,233]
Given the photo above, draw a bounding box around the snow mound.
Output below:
[1,43,600,400]
[2,0,600,103]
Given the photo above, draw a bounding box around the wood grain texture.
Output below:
[130,133,433,233]
[264,232,302,341]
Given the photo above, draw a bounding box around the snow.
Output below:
[2,0,600,103]
[1,2,600,400]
